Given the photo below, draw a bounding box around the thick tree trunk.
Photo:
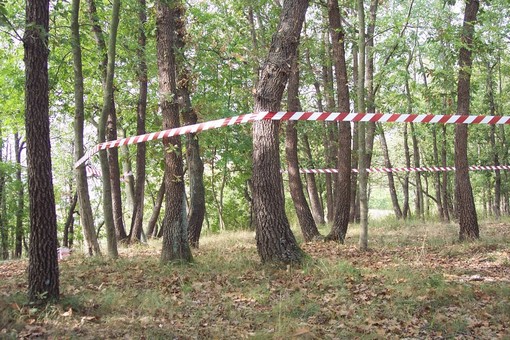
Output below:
[252,0,308,264]
[326,0,351,242]
[24,0,59,301]
[302,134,325,225]
[14,133,24,258]
[378,125,403,219]
[285,53,321,242]
[156,0,192,263]
[402,124,411,219]
[455,0,479,241]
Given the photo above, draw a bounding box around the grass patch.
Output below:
[1,220,509,338]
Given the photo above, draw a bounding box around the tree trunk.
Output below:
[350,45,359,223]
[285,53,321,242]
[357,0,368,251]
[486,62,501,218]
[455,0,479,241]
[63,192,77,248]
[0,137,8,260]
[432,126,445,220]
[97,0,121,258]
[363,0,378,170]
[402,124,411,219]
[174,5,206,248]
[441,124,451,221]
[326,0,351,243]
[410,123,423,218]
[24,0,59,301]
[156,0,193,263]
[72,0,101,256]
[378,125,403,219]
[146,178,165,238]
[302,134,325,225]
[129,0,148,243]
[252,0,308,264]
[14,133,24,258]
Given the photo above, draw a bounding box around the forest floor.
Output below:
[1,219,509,339]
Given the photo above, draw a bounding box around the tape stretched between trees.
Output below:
[75,111,510,169]
[295,165,510,174]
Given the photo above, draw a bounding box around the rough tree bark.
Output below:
[156,0,193,263]
[455,0,480,241]
[326,0,351,243]
[24,0,59,301]
[285,53,321,242]
[252,0,308,264]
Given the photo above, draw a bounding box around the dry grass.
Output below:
[1,219,509,339]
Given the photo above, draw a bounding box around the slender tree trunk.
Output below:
[107,107,127,241]
[432,126,445,220]
[156,0,193,263]
[87,0,126,243]
[252,0,308,264]
[174,5,206,248]
[63,193,78,248]
[455,0,479,241]
[364,0,378,170]
[97,0,121,258]
[146,178,165,238]
[0,137,7,260]
[486,62,501,218]
[118,128,135,215]
[350,46,359,223]
[410,123,423,218]
[72,0,101,256]
[128,0,148,243]
[402,124,411,219]
[302,134,325,225]
[285,53,321,242]
[25,0,59,300]
[378,125,403,219]
[357,0,368,251]
[441,124,451,221]
[14,133,24,258]
[326,0,351,242]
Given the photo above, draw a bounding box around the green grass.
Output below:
[1,219,509,338]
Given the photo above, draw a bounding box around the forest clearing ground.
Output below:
[1,220,509,339]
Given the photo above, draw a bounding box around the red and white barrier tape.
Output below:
[296,165,510,174]
[75,111,510,168]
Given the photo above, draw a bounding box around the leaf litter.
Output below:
[0,221,509,338]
